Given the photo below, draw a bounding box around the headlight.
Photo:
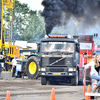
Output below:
[69,73,73,75]
[68,35,71,38]
[73,68,76,71]
[68,68,73,71]
[41,73,45,75]
[42,55,46,57]
[41,68,46,71]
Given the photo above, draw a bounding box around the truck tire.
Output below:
[41,77,47,85]
[71,70,79,85]
[26,56,39,79]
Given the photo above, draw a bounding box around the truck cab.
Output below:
[79,35,95,64]
[39,34,80,85]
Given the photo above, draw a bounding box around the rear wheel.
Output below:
[71,70,79,85]
[41,77,47,85]
[26,56,39,79]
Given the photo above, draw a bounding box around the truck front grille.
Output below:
[41,57,65,66]
[50,57,65,66]
[42,58,49,66]
[50,68,64,72]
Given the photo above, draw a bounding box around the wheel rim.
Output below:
[29,62,37,74]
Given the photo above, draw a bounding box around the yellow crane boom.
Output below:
[0,0,20,62]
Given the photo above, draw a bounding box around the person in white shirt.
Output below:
[85,54,100,92]
[11,55,17,77]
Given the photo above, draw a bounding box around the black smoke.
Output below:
[41,0,100,35]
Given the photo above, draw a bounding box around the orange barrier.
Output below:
[85,85,91,100]
[50,88,56,100]
[5,91,11,100]
[84,68,86,96]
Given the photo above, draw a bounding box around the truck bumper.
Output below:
[39,71,76,77]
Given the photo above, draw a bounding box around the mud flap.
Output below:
[78,67,84,85]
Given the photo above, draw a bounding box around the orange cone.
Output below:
[50,88,56,100]
[85,85,91,100]
[5,91,11,100]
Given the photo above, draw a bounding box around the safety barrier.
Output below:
[5,91,11,100]
[84,68,92,96]
[50,88,56,100]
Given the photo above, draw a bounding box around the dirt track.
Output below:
[0,78,85,100]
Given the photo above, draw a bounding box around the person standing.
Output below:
[85,55,100,92]
[11,55,17,77]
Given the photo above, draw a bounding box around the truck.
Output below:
[79,35,95,85]
[38,34,81,85]
[79,35,95,65]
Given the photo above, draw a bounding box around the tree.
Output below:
[20,10,45,42]
[13,0,30,40]
[12,0,45,42]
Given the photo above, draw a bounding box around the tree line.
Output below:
[12,0,45,43]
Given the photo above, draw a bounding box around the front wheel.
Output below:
[26,56,39,79]
[71,70,79,85]
[41,77,47,85]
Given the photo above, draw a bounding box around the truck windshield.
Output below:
[40,42,74,53]
[80,43,92,50]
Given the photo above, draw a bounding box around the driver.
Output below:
[65,44,74,51]
[44,44,52,51]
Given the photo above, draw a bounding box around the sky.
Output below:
[18,0,44,11]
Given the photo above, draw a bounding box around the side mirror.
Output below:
[37,43,40,53]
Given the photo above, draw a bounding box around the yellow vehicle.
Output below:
[0,0,39,78]
[0,0,20,63]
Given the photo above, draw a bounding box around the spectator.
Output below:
[84,55,100,92]
[11,55,17,77]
